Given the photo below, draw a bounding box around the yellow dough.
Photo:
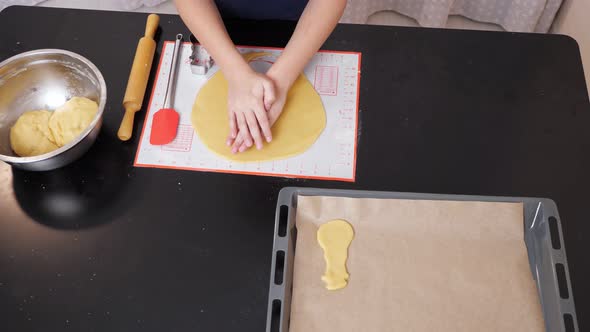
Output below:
[48,97,98,147]
[191,52,326,162]
[10,97,98,157]
[9,110,59,157]
[317,219,354,290]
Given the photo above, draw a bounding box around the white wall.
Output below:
[552,0,590,96]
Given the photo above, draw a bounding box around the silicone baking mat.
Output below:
[134,42,361,182]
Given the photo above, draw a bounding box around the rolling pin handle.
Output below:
[117,109,135,141]
[145,14,160,39]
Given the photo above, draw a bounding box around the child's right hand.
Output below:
[226,69,276,151]
[228,71,289,154]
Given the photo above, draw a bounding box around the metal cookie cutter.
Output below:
[189,34,214,75]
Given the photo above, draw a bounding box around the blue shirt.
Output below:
[215,0,308,21]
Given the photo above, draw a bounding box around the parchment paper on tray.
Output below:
[290,196,545,332]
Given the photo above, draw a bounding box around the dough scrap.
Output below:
[9,110,59,157]
[48,97,98,146]
[191,52,326,162]
[317,219,354,290]
[10,97,98,157]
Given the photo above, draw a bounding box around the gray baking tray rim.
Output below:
[265,187,578,332]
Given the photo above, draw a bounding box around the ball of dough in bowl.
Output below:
[9,97,98,157]
[10,110,59,157]
[48,97,98,147]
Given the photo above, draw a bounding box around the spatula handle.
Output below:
[163,34,183,109]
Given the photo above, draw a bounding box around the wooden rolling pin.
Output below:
[118,14,159,141]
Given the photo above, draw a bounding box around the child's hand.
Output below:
[226,69,276,150]
[228,73,288,154]
[266,79,288,126]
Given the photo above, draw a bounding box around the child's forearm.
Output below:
[174,0,250,80]
[267,0,347,88]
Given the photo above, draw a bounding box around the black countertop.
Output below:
[1,6,589,331]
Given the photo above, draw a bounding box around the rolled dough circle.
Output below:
[191,52,326,162]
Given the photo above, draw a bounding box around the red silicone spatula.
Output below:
[150,34,182,145]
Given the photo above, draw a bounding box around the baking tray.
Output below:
[265,187,578,332]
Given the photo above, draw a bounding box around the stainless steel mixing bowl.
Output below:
[0,49,107,171]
